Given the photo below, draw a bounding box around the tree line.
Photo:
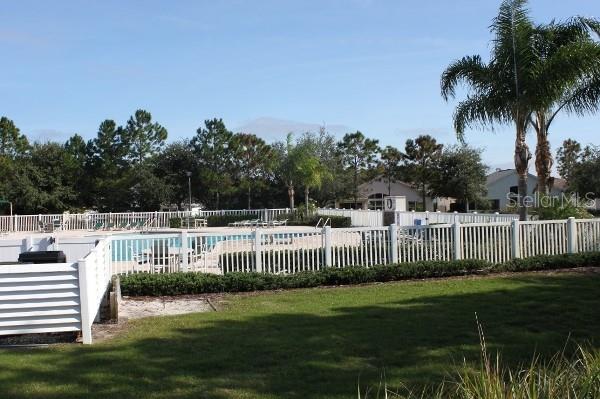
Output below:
[557,139,600,199]
[0,113,489,215]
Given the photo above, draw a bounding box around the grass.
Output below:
[1,272,600,398]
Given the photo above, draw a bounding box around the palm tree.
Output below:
[442,0,539,220]
[529,19,600,194]
[295,148,329,216]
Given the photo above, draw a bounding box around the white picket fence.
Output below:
[394,210,519,226]
[102,217,600,276]
[314,208,518,228]
[316,208,384,227]
[1,217,600,343]
[0,209,291,233]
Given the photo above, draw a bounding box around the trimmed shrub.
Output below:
[286,215,352,228]
[169,218,182,228]
[119,252,600,297]
[206,214,256,227]
[498,251,600,272]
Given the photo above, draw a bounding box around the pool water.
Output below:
[111,234,254,262]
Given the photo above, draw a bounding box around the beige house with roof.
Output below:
[335,177,437,211]
[485,169,567,211]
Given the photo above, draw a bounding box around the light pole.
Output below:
[186,171,192,228]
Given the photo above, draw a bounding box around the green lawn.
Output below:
[1,272,600,398]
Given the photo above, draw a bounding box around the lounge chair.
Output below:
[194,218,208,228]
[272,219,288,227]
[131,220,144,230]
[117,221,130,230]
[92,222,104,231]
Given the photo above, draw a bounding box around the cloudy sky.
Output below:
[1,0,599,171]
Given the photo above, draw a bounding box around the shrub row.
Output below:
[285,215,352,228]
[119,251,600,296]
[206,214,255,227]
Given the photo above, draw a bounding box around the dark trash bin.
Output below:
[18,251,67,264]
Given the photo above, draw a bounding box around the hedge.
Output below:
[119,251,600,296]
[286,215,352,228]
[206,214,255,227]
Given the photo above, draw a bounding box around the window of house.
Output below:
[408,201,425,211]
[368,193,384,210]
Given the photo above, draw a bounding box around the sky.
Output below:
[1,0,599,172]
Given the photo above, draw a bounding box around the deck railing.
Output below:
[0,209,290,233]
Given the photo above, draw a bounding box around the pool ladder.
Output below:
[315,218,331,228]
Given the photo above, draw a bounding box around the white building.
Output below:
[485,169,566,211]
[335,178,436,211]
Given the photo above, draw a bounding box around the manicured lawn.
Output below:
[1,272,600,398]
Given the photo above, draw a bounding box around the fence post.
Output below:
[567,217,578,254]
[180,230,189,272]
[77,259,93,344]
[255,229,263,273]
[323,226,332,267]
[389,224,398,264]
[511,219,521,259]
[452,221,462,260]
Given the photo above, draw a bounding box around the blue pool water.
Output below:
[111,234,254,262]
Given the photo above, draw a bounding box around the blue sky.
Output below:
[1,0,599,171]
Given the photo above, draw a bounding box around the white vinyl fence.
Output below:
[0,209,291,234]
[102,217,600,276]
[316,208,383,227]
[1,217,600,342]
[394,210,519,226]
[0,238,112,344]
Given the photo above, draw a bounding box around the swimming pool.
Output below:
[111,233,255,262]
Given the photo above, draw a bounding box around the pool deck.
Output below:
[1,226,321,240]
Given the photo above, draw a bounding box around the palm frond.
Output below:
[561,74,600,117]
[441,55,492,100]
[453,94,510,139]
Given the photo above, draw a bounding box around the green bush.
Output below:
[206,214,256,227]
[119,252,600,297]
[169,218,182,228]
[498,251,600,272]
[286,215,352,228]
[534,199,593,220]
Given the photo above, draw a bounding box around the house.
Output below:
[485,169,566,211]
[335,178,436,211]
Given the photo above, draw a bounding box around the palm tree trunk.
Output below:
[534,112,552,196]
[288,183,295,210]
[514,123,532,221]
